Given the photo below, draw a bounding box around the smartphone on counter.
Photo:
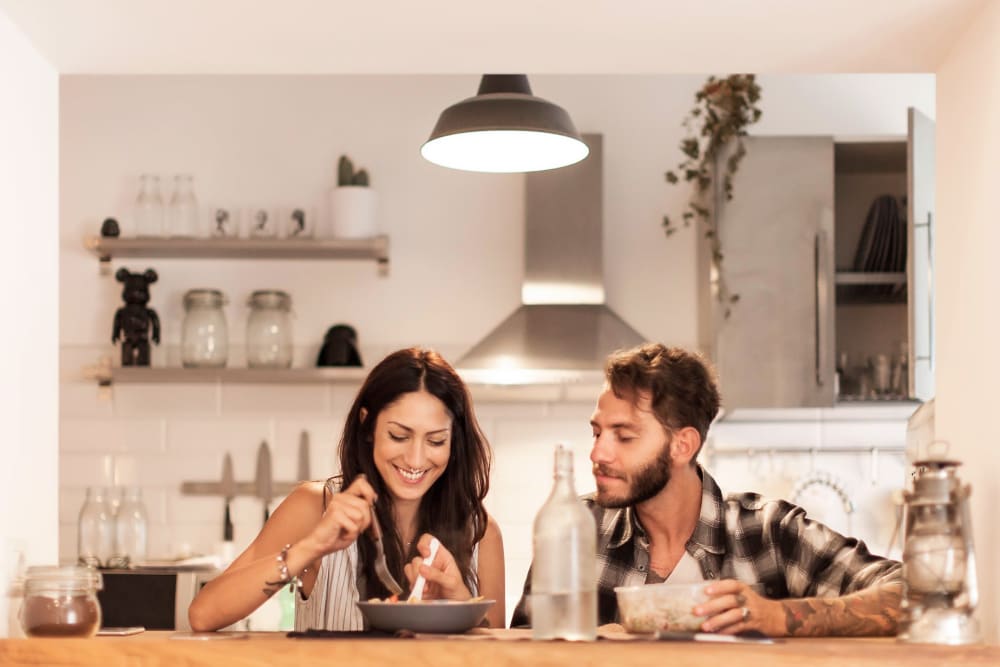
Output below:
[97,626,145,636]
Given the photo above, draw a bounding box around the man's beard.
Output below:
[594,440,672,508]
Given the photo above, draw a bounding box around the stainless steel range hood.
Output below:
[457,134,645,384]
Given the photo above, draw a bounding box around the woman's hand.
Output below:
[694,580,785,637]
[304,475,377,556]
[404,534,472,601]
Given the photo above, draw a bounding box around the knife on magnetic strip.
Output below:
[254,440,273,526]
[220,452,236,541]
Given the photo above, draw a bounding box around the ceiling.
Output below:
[0,0,987,74]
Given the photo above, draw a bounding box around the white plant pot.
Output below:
[327,186,377,239]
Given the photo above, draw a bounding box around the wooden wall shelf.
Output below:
[84,235,390,275]
[86,365,369,387]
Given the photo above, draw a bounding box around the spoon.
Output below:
[408,537,440,601]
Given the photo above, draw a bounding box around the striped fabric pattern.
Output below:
[294,478,366,631]
[293,540,366,631]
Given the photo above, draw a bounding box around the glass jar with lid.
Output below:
[182,289,229,368]
[20,566,103,638]
[246,290,293,368]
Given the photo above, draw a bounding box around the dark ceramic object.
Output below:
[316,324,362,367]
[100,218,121,237]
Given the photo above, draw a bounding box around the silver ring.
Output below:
[741,606,751,622]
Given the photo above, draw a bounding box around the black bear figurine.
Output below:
[112,268,161,367]
[316,324,362,367]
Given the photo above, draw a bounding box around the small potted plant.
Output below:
[327,155,376,238]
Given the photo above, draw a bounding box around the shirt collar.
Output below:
[603,464,727,555]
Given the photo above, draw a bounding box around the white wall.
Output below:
[936,0,1000,642]
[58,74,933,626]
[0,7,59,633]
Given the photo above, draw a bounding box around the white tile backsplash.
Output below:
[112,383,220,417]
[165,418,273,454]
[59,362,915,626]
[59,382,115,419]
[221,384,330,415]
[272,419,342,479]
[61,418,165,453]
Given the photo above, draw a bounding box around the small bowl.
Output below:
[356,599,495,634]
[614,582,709,633]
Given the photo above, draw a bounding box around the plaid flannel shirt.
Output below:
[511,465,901,626]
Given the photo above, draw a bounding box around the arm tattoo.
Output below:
[782,583,902,637]
[261,579,285,598]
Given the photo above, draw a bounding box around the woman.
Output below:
[188,348,504,631]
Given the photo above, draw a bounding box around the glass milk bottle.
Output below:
[168,173,200,238]
[109,487,148,568]
[531,443,597,640]
[134,174,165,237]
[77,488,114,568]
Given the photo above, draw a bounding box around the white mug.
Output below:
[208,207,241,238]
[247,207,278,238]
[283,207,316,239]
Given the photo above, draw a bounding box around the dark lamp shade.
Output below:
[421,75,589,173]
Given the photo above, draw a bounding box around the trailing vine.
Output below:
[662,74,763,317]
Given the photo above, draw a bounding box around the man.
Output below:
[511,343,901,637]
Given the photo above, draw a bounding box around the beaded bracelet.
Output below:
[264,543,308,594]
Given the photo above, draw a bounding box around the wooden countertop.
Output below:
[1,630,998,667]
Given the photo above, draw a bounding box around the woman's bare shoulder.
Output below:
[273,481,329,523]
[483,513,503,542]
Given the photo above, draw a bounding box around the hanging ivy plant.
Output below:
[662,74,763,317]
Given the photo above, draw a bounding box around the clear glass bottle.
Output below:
[182,289,229,368]
[531,443,597,641]
[134,174,164,237]
[20,566,103,638]
[108,487,148,569]
[77,488,114,569]
[246,290,293,368]
[168,173,200,238]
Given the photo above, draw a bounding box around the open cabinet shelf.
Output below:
[84,235,390,275]
[834,271,906,286]
[835,273,908,305]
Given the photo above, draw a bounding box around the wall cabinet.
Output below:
[710,109,934,408]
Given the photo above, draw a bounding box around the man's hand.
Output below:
[695,580,785,636]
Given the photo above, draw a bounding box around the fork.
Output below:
[368,507,404,596]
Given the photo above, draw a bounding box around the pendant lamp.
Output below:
[421,74,589,173]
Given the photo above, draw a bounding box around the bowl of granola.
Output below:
[614,582,709,633]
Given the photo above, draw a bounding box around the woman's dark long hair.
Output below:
[337,348,491,598]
